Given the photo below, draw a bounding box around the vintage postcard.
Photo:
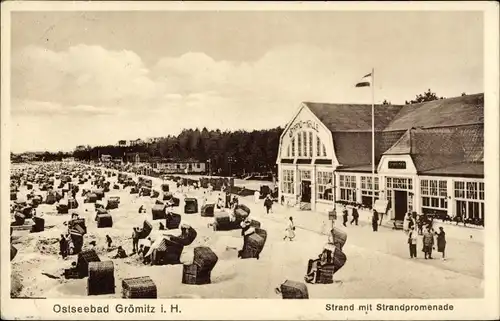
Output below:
[1,1,499,320]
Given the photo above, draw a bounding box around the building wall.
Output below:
[277,103,484,223]
[277,104,338,211]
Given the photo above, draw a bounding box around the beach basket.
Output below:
[161,184,169,192]
[184,198,198,214]
[14,213,26,225]
[330,227,347,251]
[64,268,79,279]
[192,247,218,272]
[162,192,173,201]
[153,240,184,265]
[22,206,33,218]
[152,204,166,220]
[10,245,18,261]
[166,213,181,229]
[68,198,79,209]
[69,218,87,235]
[94,189,105,200]
[331,246,347,273]
[77,249,101,278]
[151,190,160,198]
[182,264,212,285]
[306,259,336,284]
[10,192,17,201]
[241,228,267,259]
[31,217,45,233]
[87,261,115,295]
[169,227,198,246]
[140,187,152,196]
[113,184,120,190]
[201,203,215,217]
[138,220,153,239]
[122,276,157,299]
[234,204,251,219]
[249,220,261,229]
[276,280,309,299]
[86,193,98,203]
[97,214,113,228]
[106,199,119,210]
[171,197,180,207]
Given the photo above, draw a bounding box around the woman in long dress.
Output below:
[435,226,447,260]
[284,217,295,241]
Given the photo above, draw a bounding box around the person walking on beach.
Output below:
[106,235,113,249]
[132,227,139,253]
[408,229,418,258]
[264,195,273,214]
[435,226,447,260]
[350,207,359,226]
[284,217,296,241]
[59,234,68,259]
[372,210,379,232]
[342,206,348,227]
[422,227,434,259]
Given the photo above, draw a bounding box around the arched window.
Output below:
[291,137,295,157]
[286,145,290,157]
[322,144,327,157]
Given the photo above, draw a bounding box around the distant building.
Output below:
[118,140,128,147]
[63,157,75,163]
[146,137,163,144]
[75,145,87,152]
[124,152,150,164]
[129,139,144,147]
[101,154,112,162]
[152,158,206,174]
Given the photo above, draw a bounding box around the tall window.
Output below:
[322,144,327,157]
[339,174,357,202]
[286,145,290,157]
[361,176,380,198]
[282,170,295,194]
[317,171,333,201]
[454,179,484,221]
[302,132,307,157]
[421,179,448,214]
[297,135,302,157]
[308,132,313,158]
[316,136,321,157]
[291,137,295,157]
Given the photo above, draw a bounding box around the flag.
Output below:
[355,72,372,87]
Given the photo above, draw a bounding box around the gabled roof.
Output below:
[410,124,483,173]
[304,102,403,132]
[304,94,484,176]
[383,129,411,155]
[383,93,483,131]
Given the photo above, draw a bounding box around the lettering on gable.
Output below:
[288,120,320,138]
[388,161,407,170]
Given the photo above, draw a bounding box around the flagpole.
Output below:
[371,68,376,216]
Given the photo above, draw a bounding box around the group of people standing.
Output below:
[404,212,447,260]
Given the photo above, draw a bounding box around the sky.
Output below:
[10,10,483,153]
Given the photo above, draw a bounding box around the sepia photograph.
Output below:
[1,1,499,320]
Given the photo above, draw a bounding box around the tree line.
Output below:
[73,127,283,176]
